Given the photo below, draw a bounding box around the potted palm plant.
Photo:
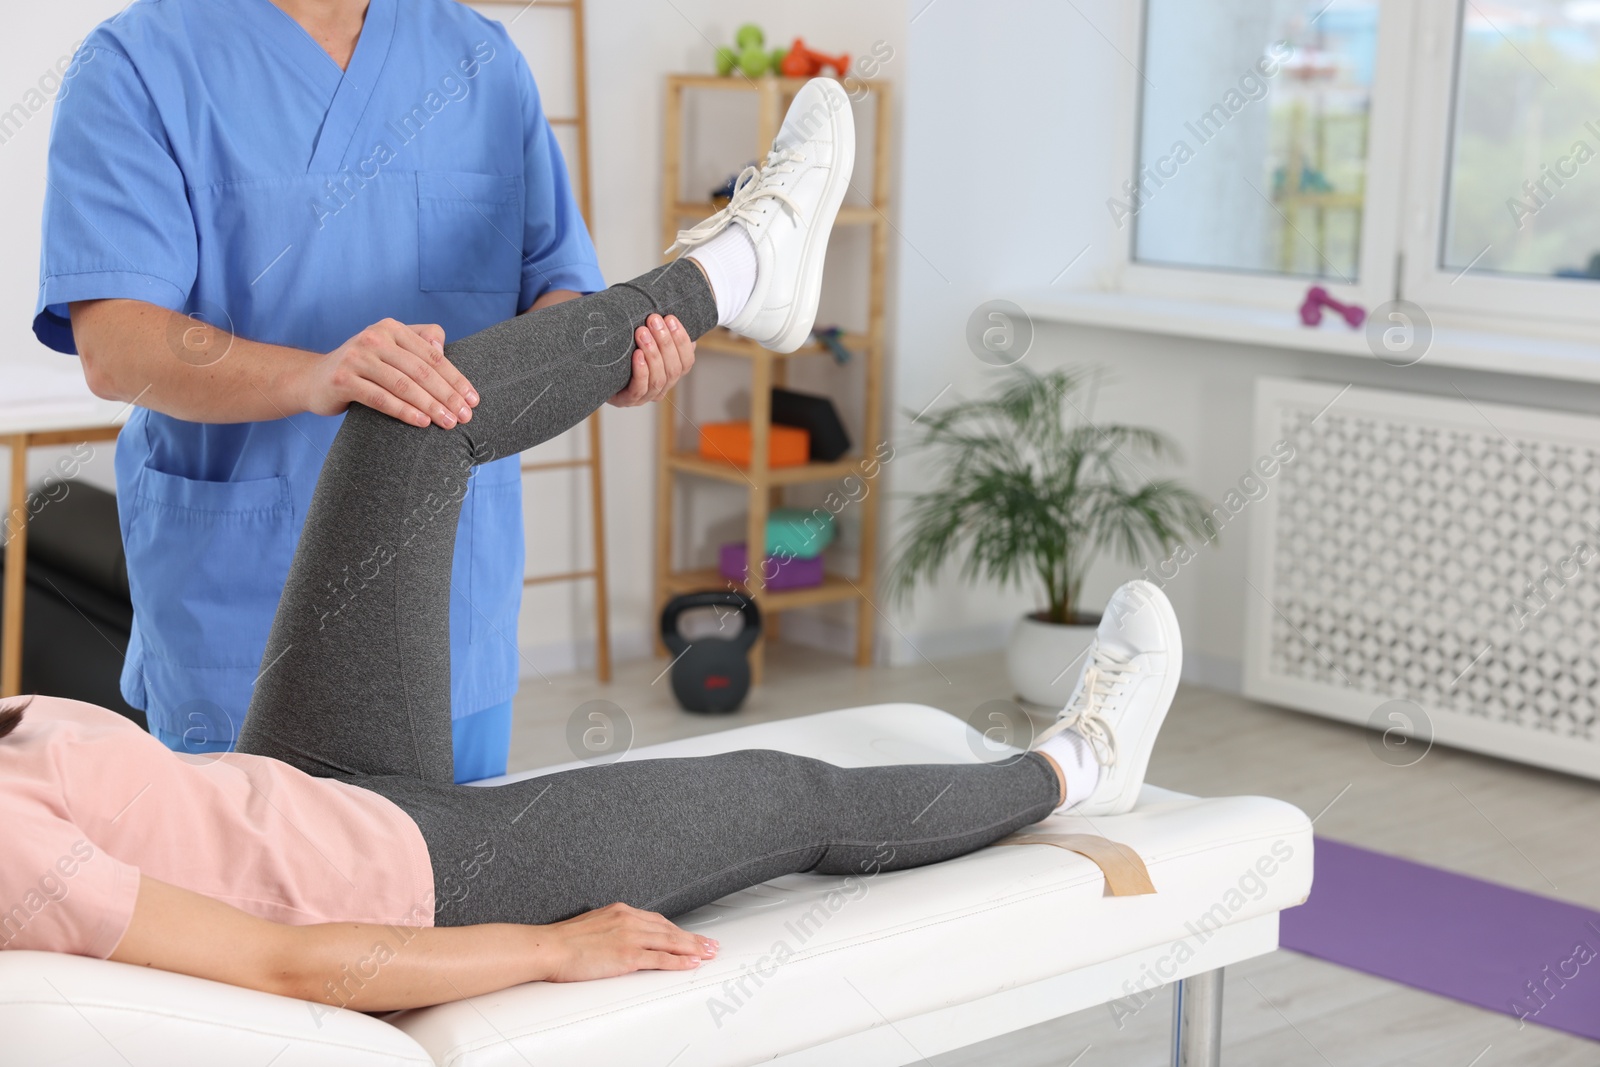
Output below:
[888,368,1210,707]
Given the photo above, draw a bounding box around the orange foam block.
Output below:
[699,422,810,467]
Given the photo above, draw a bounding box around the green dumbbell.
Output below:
[735,23,765,51]
[714,45,737,76]
[738,44,769,77]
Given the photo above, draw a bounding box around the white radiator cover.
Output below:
[1245,378,1600,779]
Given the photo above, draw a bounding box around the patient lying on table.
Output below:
[0,80,1184,1010]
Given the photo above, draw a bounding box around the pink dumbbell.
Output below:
[1299,285,1366,329]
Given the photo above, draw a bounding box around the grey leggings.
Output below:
[236,260,1059,926]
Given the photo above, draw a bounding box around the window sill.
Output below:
[1016,290,1600,385]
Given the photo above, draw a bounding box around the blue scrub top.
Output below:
[34,0,604,743]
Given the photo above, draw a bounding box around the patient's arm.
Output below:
[110,876,716,1009]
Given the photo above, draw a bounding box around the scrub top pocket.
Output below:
[464,461,525,648]
[417,171,523,294]
[124,465,296,670]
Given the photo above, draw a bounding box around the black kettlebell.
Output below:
[660,591,763,713]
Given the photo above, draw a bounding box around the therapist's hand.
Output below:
[607,314,695,408]
[303,319,479,429]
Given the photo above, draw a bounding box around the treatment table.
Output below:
[0,703,1313,1065]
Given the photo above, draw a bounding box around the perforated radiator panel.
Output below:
[1244,378,1600,778]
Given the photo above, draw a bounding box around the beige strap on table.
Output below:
[993,831,1157,897]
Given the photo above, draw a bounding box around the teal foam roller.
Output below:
[767,507,835,559]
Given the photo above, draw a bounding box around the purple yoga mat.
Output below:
[1281,837,1600,1040]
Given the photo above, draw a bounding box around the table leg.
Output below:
[2,434,28,697]
[1170,967,1225,1067]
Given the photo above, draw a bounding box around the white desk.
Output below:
[1,358,128,695]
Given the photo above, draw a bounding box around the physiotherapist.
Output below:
[34,0,690,781]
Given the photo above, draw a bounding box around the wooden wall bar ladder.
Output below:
[515,0,611,682]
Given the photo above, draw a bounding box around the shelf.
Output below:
[694,326,868,361]
[667,451,862,487]
[672,201,880,227]
[669,74,889,95]
[520,457,591,473]
[662,568,862,610]
[1274,192,1363,210]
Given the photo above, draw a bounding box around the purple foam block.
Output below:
[719,542,824,590]
[1281,837,1600,1041]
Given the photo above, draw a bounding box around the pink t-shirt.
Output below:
[0,697,434,958]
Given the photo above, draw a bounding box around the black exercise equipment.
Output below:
[772,387,851,462]
[659,591,762,713]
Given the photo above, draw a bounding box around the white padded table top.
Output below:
[0,703,1313,1067]
[0,950,434,1066]
[397,704,1313,1067]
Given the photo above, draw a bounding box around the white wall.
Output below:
[0,2,129,498]
[883,0,1131,664]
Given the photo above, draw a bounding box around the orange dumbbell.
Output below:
[779,38,850,79]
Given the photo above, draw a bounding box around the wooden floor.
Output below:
[509,644,1600,1067]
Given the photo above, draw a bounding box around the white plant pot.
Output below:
[1005,612,1100,709]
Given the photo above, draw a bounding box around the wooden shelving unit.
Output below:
[654,73,893,683]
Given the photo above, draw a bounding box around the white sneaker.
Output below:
[1033,581,1181,817]
[667,78,855,353]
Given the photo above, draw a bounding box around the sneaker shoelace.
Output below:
[666,146,808,255]
[1035,647,1138,767]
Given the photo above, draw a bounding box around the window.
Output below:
[1132,0,1380,282]
[1442,2,1600,281]
[1115,0,1600,334]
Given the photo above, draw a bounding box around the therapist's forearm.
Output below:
[72,298,323,422]
[71,298,477,428]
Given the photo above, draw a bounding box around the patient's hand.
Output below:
[538,901,717,981]
[608,314,696,408]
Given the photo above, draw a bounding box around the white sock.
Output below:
[1037,727,1101,812]
[687,226,758,326]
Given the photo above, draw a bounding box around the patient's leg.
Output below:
[355,747,1063,927]
[237,260,718,780]
[369,580,1178,928]
[244,75,861,781]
